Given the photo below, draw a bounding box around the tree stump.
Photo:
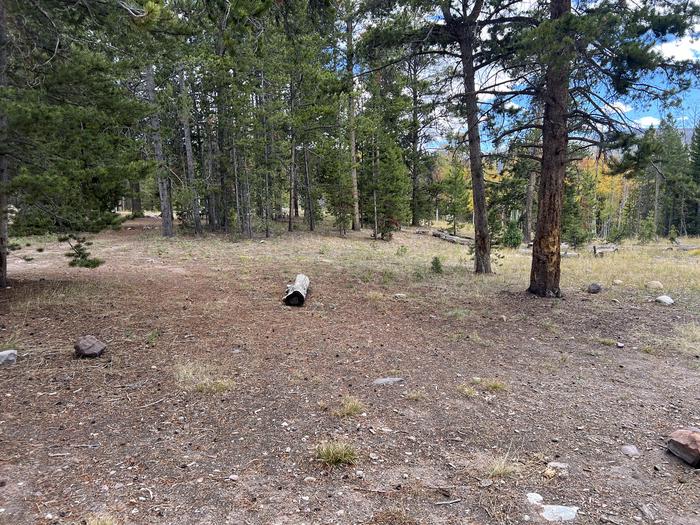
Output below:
[283,274,310,306]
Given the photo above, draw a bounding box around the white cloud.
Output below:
[655,37,700,61]
[608,101,632,114]
[636,116,661,128]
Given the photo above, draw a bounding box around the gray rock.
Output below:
[393,293,407,300]
[612,279,623,285]
[527,493,578,522]
[616,342,625,349]
[0,349,17,365]
[561,252,579,258]
[655,295,674,305]
[646,280,664,290]
[372,377,404,386]
[74,335,106,358]
[621,444,641,458]
[546,461,569,470]
[587,283,603,294]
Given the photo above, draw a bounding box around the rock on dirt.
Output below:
[587,283,603,294]
[667,427,700,467]
[655,295,674,305]
[621,444,641,458]
[526,493,578,522]
[0,349,17,365]
[74,335,106,358]
[612,279,623,285]
[646,281,664,290]
[372,377,404,386]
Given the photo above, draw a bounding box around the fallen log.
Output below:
[431,230,472,245]
[593,244,618,257]
[283,274,310,306]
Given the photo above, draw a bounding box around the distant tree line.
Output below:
[0,0,697,295]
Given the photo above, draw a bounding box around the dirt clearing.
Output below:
[1,218,699,524]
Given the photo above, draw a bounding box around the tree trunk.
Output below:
[409,58,420,227]
[0,1,8,288]
[523,169,536,244]
[131,181,143,217]
[373,136,379,239]
[528,0,571,297]
[178,67,202,235]
[288,139,295,232]
[145,65,174,237]
[653,167,660,235]
[457,14,491,274]
[346,15,361,231]
[303,146,315,231]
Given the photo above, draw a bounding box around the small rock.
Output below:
[561,252,579,258]
[646,281,664,290]
[621,444,641,458]
[547,461,569,470]
[613,279,623,285]
[526,493,578,522]
[0,349,17,366]
[372,377,404,386]
[667,427,700,467]
[369,452,379,460]
[655,295,674,305]
[303,476,317,483]
[74,335,106,358]
[393,293,407,301]
[616,342,625,349]
[227,474,239,481]
[479,479,493,488]
[355,470,364,479]
[587,283,603,294]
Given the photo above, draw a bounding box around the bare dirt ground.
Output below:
[1,217,699,525]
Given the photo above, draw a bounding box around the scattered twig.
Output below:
[434,498,462,506]
[138,396,168,409]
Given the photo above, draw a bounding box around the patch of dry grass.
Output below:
[457,384,478,398]
[173,361,235,393]
[675,322,700,355]
[406,390,426,401]
[478,451,521,479]
[369,509,419,525]
[85,515,119,525]
[473,377,508,392]
[316,440,358,466]
[335,396,365,417]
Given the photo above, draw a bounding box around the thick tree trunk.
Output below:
[346,16,361,231]
[178,68,202,235]
[145,65,174,237]
[0,1,8,288]
[528,0,571,297]
[458,22,491,274]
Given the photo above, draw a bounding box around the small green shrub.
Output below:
[395,245,408,256]
[669,225,678,244]
[501,221,523,248]
[431,256,443,274]
[638,212,656,244]
[63,235,103,269]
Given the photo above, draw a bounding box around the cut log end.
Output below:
[283,274,310,307]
